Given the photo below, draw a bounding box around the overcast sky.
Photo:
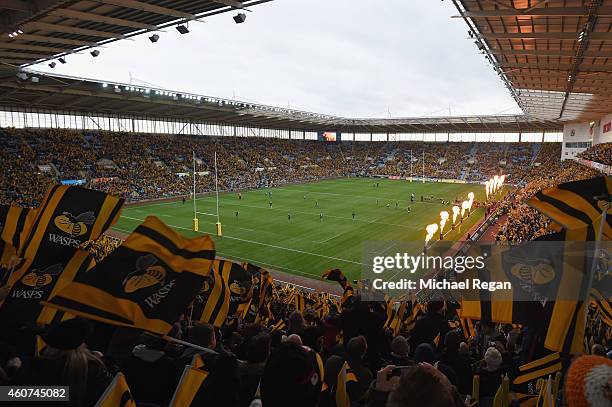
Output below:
[31,0,522,118]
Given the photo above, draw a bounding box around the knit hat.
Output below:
[43,318,91,350]
[565,355,612,407]
[484,347,502,372]
[391,336,409,357]
[261,342,322,407]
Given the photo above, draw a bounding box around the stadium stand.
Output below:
[0,128,567,207]
[577,143,612,166]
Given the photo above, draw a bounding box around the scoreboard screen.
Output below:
[318,131,341,142]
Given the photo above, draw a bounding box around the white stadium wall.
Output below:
[561,112,612,160]
[596,113,612,145]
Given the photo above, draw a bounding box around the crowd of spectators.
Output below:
[1,128,569,208]
[1,287,609,407]
[577,142,612,166]
[494,159,602,243]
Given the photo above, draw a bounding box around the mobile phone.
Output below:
[391,366,412,376]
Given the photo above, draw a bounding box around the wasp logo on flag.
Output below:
[510,261,556,286]
[598,199,611,214]
[54,211,96,237]
[123,254,167,293]
[21,264,63,289]
[229,281,248,297]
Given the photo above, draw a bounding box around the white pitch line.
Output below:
[120,215,369,267]
[314,230,348,244]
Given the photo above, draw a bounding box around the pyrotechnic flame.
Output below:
[468,192,475,202]
[440,211,449,232]
[425,223,438,244]
[485,180,490,198]
[452,206,460,224]
[461,200,469,217]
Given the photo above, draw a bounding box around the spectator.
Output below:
[260,342,322,407]
[26,319,112,407]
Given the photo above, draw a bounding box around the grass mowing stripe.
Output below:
[120,215,369,266]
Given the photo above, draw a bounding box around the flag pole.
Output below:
[422,150,425,183]
[410,149,413,182]
[214,151,222,237]
[192,151,199,232]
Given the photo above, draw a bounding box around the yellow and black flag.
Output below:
[528,176,611,238]
[191,262,230,328]
[0,205,37,266]
[169,363,211,407]
[0,249,94,326]
[95,372,136,407]
[213,259,253,319]
[512,352,562,396]
[460,228,591,346]
[335,361,359,407]
[322,268,349,289]
[590,288,612,327]
[242,262,274,323]
[19,185,124,261]
[404,302,423,333]
[42,216,215,335]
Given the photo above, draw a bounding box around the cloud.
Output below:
[31,0,521,118]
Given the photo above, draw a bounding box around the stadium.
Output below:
[0,1,610,406]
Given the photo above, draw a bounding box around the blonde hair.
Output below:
[42,344,106,407]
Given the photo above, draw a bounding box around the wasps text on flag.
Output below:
[95,372,136,407]
[191,262,230,328]
[41,216,215,335]
[19,185,124,261]
[528,176,611,238]
[0,249,94,326]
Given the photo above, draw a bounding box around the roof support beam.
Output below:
[1,0,32,12]
[0,58,30,64]
[210,0,245,8]
[501,62,612,72]
[25,22,124,39]
[2,34,99,46]
[48,9,157,30]
[454,6,612,18]
[0,42,70,52]
[489,49,612,58]
[0,50,50,59]
[96,0,195,20]
[478,32,612,40]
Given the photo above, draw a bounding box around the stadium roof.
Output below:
[0,0,270,67]
[0,69,563,133]
[453,0,612,122]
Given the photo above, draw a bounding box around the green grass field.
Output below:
[113,178,489,282]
